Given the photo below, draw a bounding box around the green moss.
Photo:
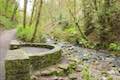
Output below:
[9,42,62,71]
[5,59,30,75]
[5,50,30,80]
[30,50,62,70]
[6,74,30,80]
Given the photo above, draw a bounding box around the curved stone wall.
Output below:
[9,42,62,70]
[5,41,62,80]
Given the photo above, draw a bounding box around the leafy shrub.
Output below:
[17,25,46,42]
[34,30,46,43]
[17,25,33,42]
[109,43,120,51]
[107,75,113,80]
[0,16,16,29]
[82,64,94,80]
[50,24,95,48]
[50,25,81,44]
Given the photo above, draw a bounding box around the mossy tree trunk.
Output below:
[23,0,28,28]
[31,0,43,42]
[29,0,37,26]
[66,0,88,41]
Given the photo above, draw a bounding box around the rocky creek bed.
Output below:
[31,42,120,80]
[0,29,120,80]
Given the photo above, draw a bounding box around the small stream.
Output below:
[59,43,120,67]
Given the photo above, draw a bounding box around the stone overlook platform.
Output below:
[5,40,62,80]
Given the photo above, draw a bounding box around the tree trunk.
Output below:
[73,0,76,17]
[66,0,88,41]
[11,2,18,21]
[99,0,111,48]
[31,0,43,42]
[23,0,28,28]
[5,0,10,15]
[29,0,37,26]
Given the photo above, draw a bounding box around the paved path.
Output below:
[0,29,16,80]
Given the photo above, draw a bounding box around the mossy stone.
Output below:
[5,50,30,80]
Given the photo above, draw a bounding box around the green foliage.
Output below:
[109,43,120,51]
[17,25,45,42]
[0,16,16,29]
[0,0,4,14]
[50,24,80,44]
[50,24,95,48]
[107,75,113,80]
[79,38,95,48]
[82,64,94,80]
[51,63,77,76]
[65,25,77,34]
[0,0,15,17]
[34,30,46,43]
[0,0,18,29]
[1,0,119,52]
[65,62,77,75]
[17,25,34,42]
[80,0,120,50]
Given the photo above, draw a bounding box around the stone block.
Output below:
[5,50,30,80]
[10,40,20,50]
[30,49,62,70]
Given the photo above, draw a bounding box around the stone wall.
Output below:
[6,42,62,80]
[5,50,30,80]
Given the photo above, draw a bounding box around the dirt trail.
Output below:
[0,29,16,80]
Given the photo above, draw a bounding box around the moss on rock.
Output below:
[5,50,30,80]
[30,49,62,70]
[9,42,62,70]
